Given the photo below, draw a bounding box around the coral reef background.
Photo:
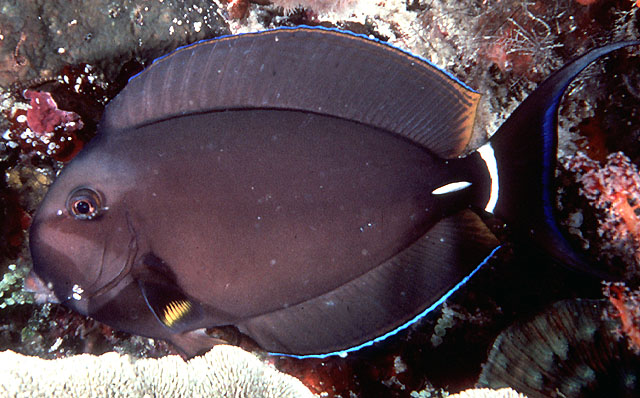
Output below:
[0,0,639,397]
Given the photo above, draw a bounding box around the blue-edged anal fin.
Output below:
[486,41,639,278]
[237,210,499,357]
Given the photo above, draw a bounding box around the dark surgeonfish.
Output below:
[26,26,638,358]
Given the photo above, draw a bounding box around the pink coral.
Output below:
[478,2,565,79]
[3,89,85,162]
[227,0,249,19]
[23,90,83,134]
[565,151,640,273]
[603,282,640,353]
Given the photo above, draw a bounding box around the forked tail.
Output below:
[486,41,639,277]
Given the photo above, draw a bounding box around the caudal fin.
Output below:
[485,41,639,277]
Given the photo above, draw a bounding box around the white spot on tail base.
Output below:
[478,143,499,213]
[431,181,472,195]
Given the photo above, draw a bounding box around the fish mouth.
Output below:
[24,270,60,304]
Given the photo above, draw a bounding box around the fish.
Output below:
[26,26,639,358]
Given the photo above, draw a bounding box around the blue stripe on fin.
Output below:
[271,245,502,359]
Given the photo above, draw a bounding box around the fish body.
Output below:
[27,27,638,357]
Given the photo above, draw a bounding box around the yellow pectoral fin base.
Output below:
[162,300,193,328]
[137,275,204,333]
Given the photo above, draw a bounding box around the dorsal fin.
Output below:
[101,27,480,158]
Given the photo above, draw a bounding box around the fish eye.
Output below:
[66,187,106,220]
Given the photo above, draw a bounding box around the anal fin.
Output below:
[238,210,500,357]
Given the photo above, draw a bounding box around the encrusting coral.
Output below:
[0,264,33,309]
[478,299,640,398]
[0,345,315,398]
[269,0,359,13]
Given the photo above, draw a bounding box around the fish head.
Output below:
[28,147,142,317]
[28,142,220,356]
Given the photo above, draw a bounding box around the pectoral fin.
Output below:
[139,280,204,332]
[134,253,204,333]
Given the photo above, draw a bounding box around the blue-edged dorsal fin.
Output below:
[488,41,639,277]
[237,210,499,357]
[101,27,480,158]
